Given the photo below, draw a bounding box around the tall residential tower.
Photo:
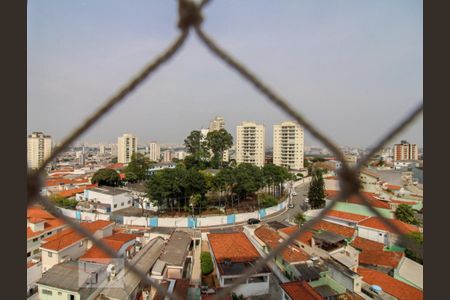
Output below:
[27,132,53,169]
[273,121,304,170]
[117,134,137,164]
[236,121,265,167]
[148,142,161,162]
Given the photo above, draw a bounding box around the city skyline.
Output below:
[28,0,423,148]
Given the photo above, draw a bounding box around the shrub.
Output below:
[201,252,214,275]
[259,193,278,208]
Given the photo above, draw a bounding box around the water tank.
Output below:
[370,285,383,294]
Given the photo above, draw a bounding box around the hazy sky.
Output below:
[28,0,423,148]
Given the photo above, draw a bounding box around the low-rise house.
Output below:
[251,225,310,280]
[278,221,359,271]
[36,260,107,300]
[83,187,133,212]
[122,182,158,211]
[148,162,176,175]
[97,237,166,300]
[358,267,423,300]
[159,231,193,279]
[393,257,423,290]
[40,220,114,272]
[280,280,323,300]
[356,217,419,246]
[207,232,271,297]
[27,207,68,261]
[351,237,404,274]
[323,210,371,227]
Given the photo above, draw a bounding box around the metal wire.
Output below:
[27,0,423,299]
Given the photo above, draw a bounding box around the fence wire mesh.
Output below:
[27,1,423,299]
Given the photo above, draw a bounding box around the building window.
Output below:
[47,232,52,236]
[48,252,52,257]
[128,200,131,204]
[114,204,117,208]
[58,292,62,295]
[33,249,40,254]
[42,289,53,295]
[27,252,31,257]
[32,238,38,242]
[121,202,124,206]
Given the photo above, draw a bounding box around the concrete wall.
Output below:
[38,285,80,300]
[327,263,362,293]
[27,262,42,292]
[41,240,88,272]
[357,226,389,245]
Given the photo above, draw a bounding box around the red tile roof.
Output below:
[279,220,355,246]
[45,178,90,187]
[386,184,402,191]
[280,281,323,300]
[359,250,404,268]
[326,190,391,209]
[390,200,418,205]
[27,207,66,239]
[27,261,37,269]
[56,184,97,198]
[351,237,384,252]
[107,163,124,170]
[40,220,114,251]
[358,217,419,235]
[254,225,310,263]
[357,267,423,300]
[325,210,370,223]
[208,232,260,263]
[279,226,315,245]
[79,233,136,264]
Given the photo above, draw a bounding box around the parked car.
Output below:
[288,203,295,208]
[247,218,261,225]
[292,191,297,196]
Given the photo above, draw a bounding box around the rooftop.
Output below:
[326,190,391,209]
[27,207,66,239]
[280,281,323,300]
[254,225,310,263]
[89,186,129,196]
[208,232,260,263]
[324,210,370,223]
[358,217,419,235]
[160,231,192,266]
[37,261,103,298]
[357,267,423,300]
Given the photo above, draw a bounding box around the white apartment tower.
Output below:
[27,132,53,169]
[117,134,137,164]
[148,142,161,162]
[208,116,225,132]
[236,121,265,167]
[394,140,418,161]
[273,121,304,170]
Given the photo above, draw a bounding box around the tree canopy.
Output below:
[91,168,121,187]
[125,153,153,182]
[206,129,233,169]
[308,168,325,208]
[395,204,420,225]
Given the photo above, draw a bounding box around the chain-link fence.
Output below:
[27,1,423,299]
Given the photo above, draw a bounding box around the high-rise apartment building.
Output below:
[208,116,225,132]
[117,134,137,164]
[162,150,173,163]
[394,140,418,161]
[149,142,161,162]
[273,121,304,170]
[236,121,265,167]
[27,132,53,169]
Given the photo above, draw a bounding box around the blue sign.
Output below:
[149,217,158,227]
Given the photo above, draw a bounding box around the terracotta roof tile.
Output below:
[279,226,315,245]
[254,225,310,263]
[40,220,114,251]
[208,232,260,263]
[27,207,66,239]
[326,190,391,209]
[359,250,403,268]
[79,234,136,264]
[56,184,97,198]
[280,281,323,300]
[357,267,423,300]
[386,184,402,191]
[358,217,419,235]
[351,237,384,251]
[325,210,370,223]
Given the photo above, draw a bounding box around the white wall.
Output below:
[357,227,388,244]
[27,262,42,292]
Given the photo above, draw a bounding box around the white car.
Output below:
[292,191,297,196]
[288,203,295,208]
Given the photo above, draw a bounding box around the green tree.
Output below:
[404,232,423,264]
[91,168,121,187]
[234,163,263,200]
[308,169,325,208]
[206,129,233,169]
[124,170,138,183]
[125,153,153,181]
[293,212,306,225]
[259,194,278,208]
[200,252,214,275]
[184,130,210,169]
[395,204,420,225]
